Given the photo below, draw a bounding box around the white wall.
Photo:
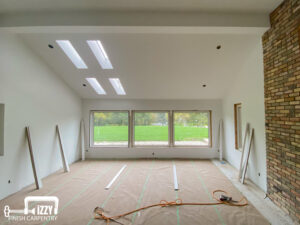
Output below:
[0,30,266,198]
[83,99,222,159]
[0,33,82,200]
[222,37,267,191]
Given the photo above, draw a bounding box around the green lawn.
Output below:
[94,126,208,142]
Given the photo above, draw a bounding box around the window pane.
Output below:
[174,112,209,146]
[134,112,169,146]
[93,111,128,146]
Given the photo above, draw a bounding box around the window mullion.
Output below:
[170,111,174,147]
[130,110,134,148]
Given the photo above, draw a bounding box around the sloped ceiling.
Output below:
[19,31,262,99]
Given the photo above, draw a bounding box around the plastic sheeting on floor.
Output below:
[0,160,270,225]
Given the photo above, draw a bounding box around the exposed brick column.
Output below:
[262,0,300,222]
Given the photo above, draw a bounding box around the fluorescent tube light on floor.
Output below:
[109,78,126,95]
[56,40,87,69]
[86,78,106,95]
[87,40,113,69]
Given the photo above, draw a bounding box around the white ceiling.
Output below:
[2,0,277,100]
[0,0,282,14]
[19,31,262,100]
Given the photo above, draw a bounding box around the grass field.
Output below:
[94,125,208,142]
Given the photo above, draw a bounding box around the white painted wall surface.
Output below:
[83,99,222,159]
[0,33,82,200]
[222,37,267,191]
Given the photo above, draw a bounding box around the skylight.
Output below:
[56,40,87,69]
[86,78,106,95]
[109,78,126,95]
[87,40,113,69]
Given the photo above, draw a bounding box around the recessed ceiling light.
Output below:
[109,78,126,95]
[56,40,87,69]
[87,40,113,69]
[86,78,106,95]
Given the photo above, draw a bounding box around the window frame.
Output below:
[132,110,171,147]
[172,110,212,148]
[90,110,130,148]
[89,109,213,149]
[234,103,242,150]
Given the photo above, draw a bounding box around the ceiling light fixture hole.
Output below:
[202,84,207,87]
[216,45,221,50]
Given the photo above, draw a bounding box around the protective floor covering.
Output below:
[0,160,270,225]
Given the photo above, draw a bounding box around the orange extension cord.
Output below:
[94,190,248,225]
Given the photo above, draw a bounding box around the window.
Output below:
[133,111,169,146]
[173,111,211,146]
[90,110,213,148]
[234,103,242,150]
[91,111,129,147]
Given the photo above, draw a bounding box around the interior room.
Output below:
[0,0,299,224]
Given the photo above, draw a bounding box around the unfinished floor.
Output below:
[0,160,276,225]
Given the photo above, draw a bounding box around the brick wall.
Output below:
[262,0,300,222]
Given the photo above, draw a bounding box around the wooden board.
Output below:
[240,128,254,184]
[56,125,70,172]
[238,123,250,179]
[25,126,42,189]
[173,163,179,190]
[105,165,127,190]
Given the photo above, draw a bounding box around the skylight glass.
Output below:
[56,40,87,69]
[87,40,113,69]
[86,78,106,95]
[109,78,126,95]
